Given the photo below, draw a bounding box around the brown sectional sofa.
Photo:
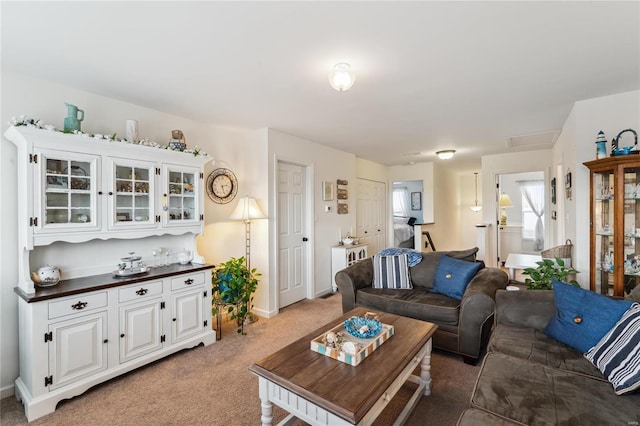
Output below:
[458,290,640,425]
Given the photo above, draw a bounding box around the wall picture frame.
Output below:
[411,192,422,210]
[322,181,334,201]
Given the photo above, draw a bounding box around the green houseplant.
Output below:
[212,256,260,334]
[522,257,579,290]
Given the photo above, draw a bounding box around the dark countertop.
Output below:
[16,263,214,303]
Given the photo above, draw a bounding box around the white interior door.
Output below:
[278,162,307,308]
[357,178,386,254]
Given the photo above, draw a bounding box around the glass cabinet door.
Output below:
[622,166,640,296]
[107,158,156,229]
[35,149,100,234]
[594,170,615,295]
[162,164,201,227]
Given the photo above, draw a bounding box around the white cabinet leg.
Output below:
[420,338,433,396]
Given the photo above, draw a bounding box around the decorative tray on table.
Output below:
[310,313,394,366]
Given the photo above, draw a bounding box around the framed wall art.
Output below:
[322,181,334,201]
[411,192,422,210]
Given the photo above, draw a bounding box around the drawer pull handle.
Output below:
[71,301,88,310]
[185,278,194,285]
[135,288,148,296]
[120,333,125,338]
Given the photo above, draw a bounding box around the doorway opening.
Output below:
[392,180,423,247]
[497,171,546,265]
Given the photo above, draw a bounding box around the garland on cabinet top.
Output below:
[9,115,208,157]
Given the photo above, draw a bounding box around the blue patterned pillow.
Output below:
[544,280,633,354]
[431,254,482,300]
[372,254,412,289]
[585,303,640,395]
[376,248,422,267]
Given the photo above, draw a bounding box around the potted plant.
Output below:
[522,257,579,290]
[212,256,260,334]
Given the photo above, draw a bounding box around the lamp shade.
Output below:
[230,196,265,221]
[329,63,355,92]
[499,193,513,207]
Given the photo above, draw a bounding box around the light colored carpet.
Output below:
[1,294,479,425]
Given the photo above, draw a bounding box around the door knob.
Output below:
[302,237,308,242]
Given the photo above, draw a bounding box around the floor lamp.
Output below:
[230,196,265,323]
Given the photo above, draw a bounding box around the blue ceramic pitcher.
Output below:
[63,102,84,133]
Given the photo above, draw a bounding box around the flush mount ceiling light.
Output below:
[329,62,355,92]
[436,150,456,160]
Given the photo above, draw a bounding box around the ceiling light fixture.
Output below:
[436,150,456,160]
[329,63,355,92]
[470,172,482,212]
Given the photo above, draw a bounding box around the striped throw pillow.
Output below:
[372,254,412,289]
[585,303,640,395]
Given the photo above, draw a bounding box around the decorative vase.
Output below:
[63,102,84,133]
[126,119,138,142]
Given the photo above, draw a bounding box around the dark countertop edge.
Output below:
[15,263,214,303]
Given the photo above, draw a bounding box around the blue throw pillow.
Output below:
[544,280,633,354]
[376,248,423,267]
[431,254,482,300]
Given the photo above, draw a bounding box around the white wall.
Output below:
[459,172,484,250]
[0,71,255,396]
[263,129,357,317]
[553,90,640,288]
[481,150,553,267]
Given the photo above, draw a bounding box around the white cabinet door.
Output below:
[171,290,204,343]
[34,149,101,240]
[119,298,163,363]
[106,157,158,230]
[48,311,107,390]
[162,164,202,227]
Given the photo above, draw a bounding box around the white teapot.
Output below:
[31,265,61,287]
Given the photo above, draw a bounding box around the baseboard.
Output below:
[253,307,278,318]
[1,383,15,399]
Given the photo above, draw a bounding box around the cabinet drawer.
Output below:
[118,280,163,303]
[171,272,205,291]
[49,292,108,320]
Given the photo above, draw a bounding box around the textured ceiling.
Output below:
[2,1,639,171]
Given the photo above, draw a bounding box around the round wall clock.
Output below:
[206,168,238,204]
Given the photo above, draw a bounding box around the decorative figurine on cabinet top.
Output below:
[596,130,607,159]
[611,128,638,156]
[63,102,84,133]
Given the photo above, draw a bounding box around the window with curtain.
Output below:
[393,187,409,217]
[520,181,544,250]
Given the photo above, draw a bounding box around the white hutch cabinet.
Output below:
[331,244,368,292]
[5,126,216,421]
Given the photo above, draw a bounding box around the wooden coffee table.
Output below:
[249,308,438,425]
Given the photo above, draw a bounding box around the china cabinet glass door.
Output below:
[622,166,640,296]
[593,170,615,295]
[107,158,156,230]
[162,164,200,227]
[35,149,100,234]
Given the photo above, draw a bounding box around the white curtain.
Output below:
[393,187,409,217]
[520,181,544,250]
